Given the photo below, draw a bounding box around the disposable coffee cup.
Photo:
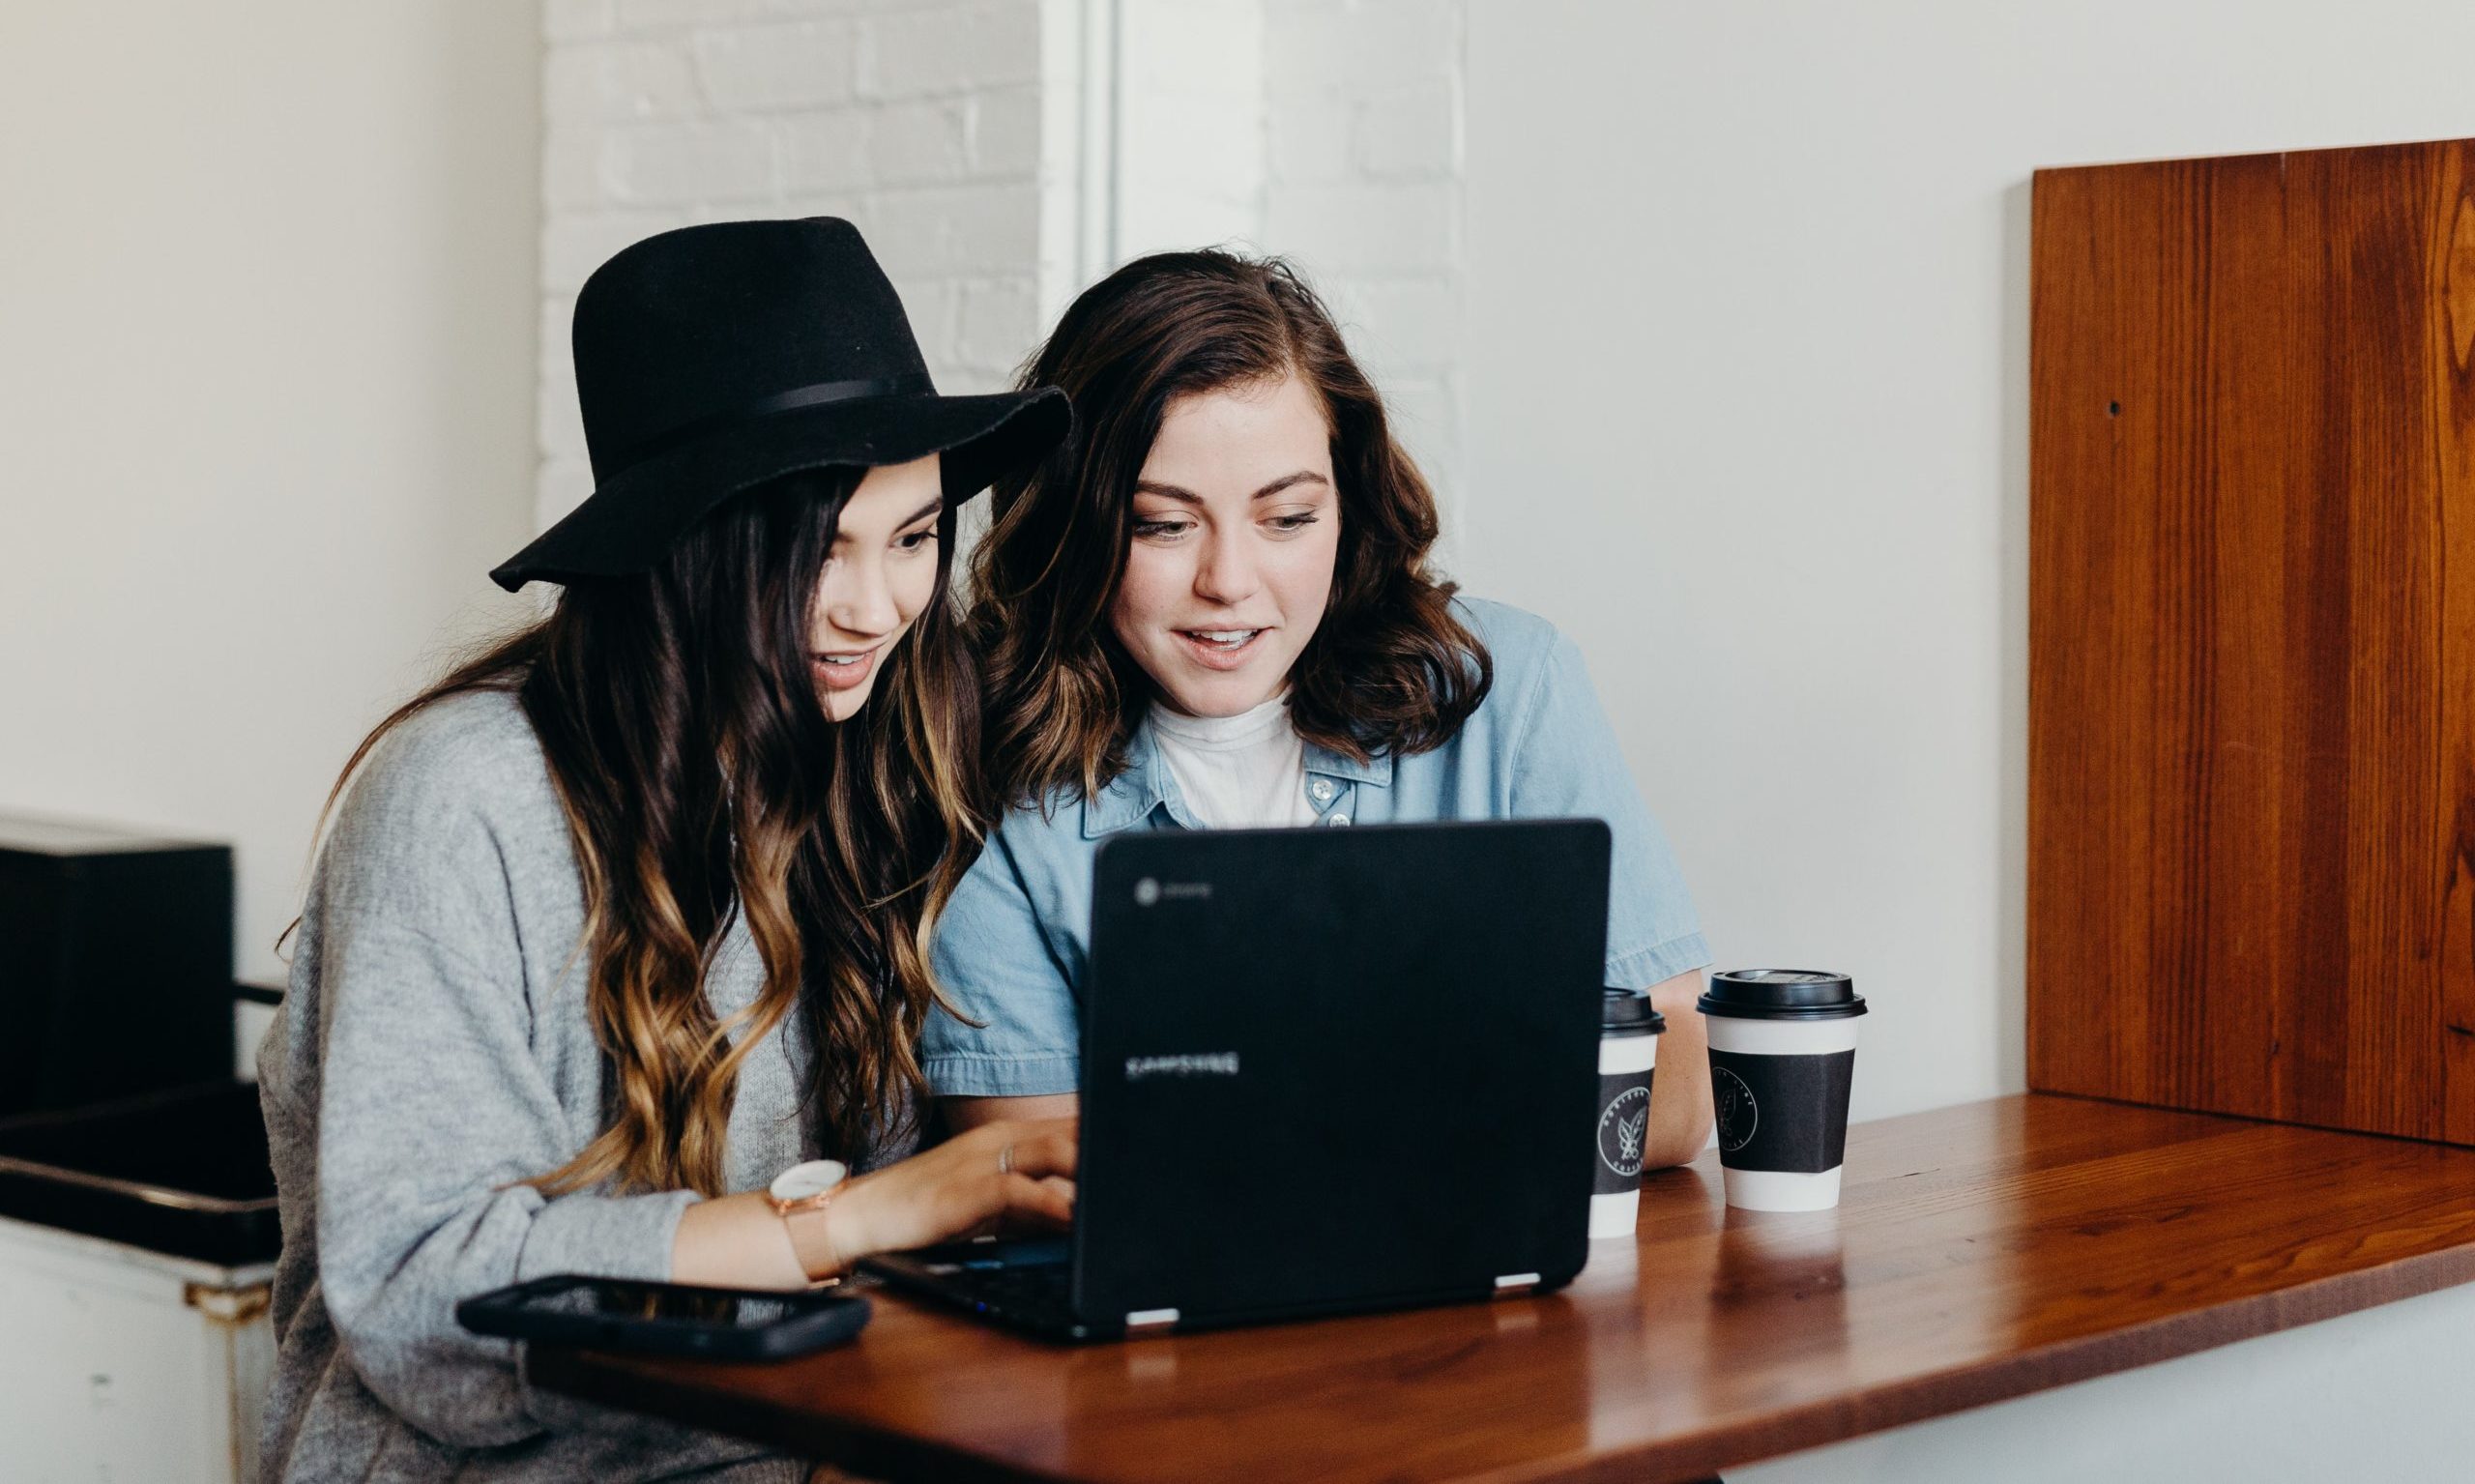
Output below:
[1589,988,1667,1239]
[1700,969,1866,1212]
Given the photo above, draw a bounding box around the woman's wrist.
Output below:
[782,1177,871,1281]
[674,1190,809,1291]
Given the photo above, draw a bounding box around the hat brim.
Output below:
[490,385,1069,591]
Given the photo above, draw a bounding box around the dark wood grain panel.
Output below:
[2030,138,2475,1143]
[2433,144,2475,1144]
[534,1096,2475,1482]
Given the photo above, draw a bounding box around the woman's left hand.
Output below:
[817,1117,1077,1270]
[671,1118,1076,1290]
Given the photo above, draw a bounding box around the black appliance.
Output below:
[0,815,234,1117]
[0,1081,277,1266]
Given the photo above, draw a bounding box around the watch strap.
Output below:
[781,1197,843,1280]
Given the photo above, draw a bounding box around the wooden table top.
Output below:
[532,1094,2475,1482]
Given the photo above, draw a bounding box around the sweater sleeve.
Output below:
[295,709,697,1450]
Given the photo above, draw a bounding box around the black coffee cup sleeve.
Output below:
[1592,1067,1657,1194]
[1709,1049,1855,1174]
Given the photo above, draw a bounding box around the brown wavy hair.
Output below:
[971,249,1490,806]
[308,469,977,1196]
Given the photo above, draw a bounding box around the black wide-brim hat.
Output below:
[491,217,1069,592]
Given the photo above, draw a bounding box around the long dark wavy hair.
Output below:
[309,469,979,1196]
[971,249,1490,806]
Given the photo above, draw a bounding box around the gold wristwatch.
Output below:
[766,1158,849,1282]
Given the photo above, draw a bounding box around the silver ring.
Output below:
[998,1144,1015,1177]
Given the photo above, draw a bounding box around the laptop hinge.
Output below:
[1124,1307,1180,1335]
[1493,1272,1541,1297]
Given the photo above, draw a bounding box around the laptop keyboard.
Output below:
[956,1259,1072,1319]
[898,1238,1079,1330]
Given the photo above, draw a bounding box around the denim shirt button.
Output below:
[1325,812,1351,827]
[1309,778,1335,802]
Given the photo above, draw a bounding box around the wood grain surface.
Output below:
[533,1095,2475,1482]
[2029,137,2475,1142]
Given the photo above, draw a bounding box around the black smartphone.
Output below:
[456,1274,871,1361]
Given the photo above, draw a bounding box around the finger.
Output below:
[1032,1174,1075,1220]
[994,1127,1077,1181]
[993,1177,1076,1237]
[1002,1172,1076,1227]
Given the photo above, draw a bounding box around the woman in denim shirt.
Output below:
[930,250,1714,1169]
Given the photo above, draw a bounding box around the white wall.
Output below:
[0,4,541,989]
[1080,0,1471,526]
[537,0,1049,530]
[1114,0,1265,263]
[1261,0,1467,526]
[529,0,1470,541]
[1457,0,2475,1121]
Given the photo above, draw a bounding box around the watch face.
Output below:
[770,1158,847,1204]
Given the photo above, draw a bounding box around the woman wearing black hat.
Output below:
[254,218,1071,1482]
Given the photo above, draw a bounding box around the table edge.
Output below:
[531,1096,2475,1482]
[530,1340,1067,1484]
[1543,1220,2475,1481]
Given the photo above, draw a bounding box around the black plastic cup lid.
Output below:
[1698,969,1866,1021]
[1602,987,1668,1035]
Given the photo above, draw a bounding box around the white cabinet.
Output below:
[0,1213,273,1483]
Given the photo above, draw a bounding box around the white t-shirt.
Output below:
[1149,693,1319,829]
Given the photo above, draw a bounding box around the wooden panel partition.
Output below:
[2028,137,2475,1143]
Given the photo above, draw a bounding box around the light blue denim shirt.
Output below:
[924,597,1711,1097]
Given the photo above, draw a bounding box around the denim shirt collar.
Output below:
[1079,716,1394,838]
[1303,741,1392,787]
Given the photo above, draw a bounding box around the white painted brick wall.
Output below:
[693,21,860,111]
[1261,0,1467,531]
[1095,0,1465,521]
[536,0,1467,539]
[1114,0,1266,258]
[537,0,1050,531]
[866,1,1041,96]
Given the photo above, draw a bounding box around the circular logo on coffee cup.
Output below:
[1596,1085,1651,1178]
[1134,877,1160,907]
[1712,1065,1759,1153]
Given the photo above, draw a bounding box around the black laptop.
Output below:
[864,817,1613,1342]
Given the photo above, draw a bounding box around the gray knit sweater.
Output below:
[255,690,906,1482]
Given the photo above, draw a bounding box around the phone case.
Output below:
[456,1274,872,1360]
